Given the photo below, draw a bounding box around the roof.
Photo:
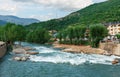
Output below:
[104,22,120,26]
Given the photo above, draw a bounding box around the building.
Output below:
[105,22,120,35]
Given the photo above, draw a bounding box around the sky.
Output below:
[0,0,107,21]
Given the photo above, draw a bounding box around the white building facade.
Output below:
[107,23,120,35]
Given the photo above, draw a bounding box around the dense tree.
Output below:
[11,25,27,45]
[26,28,50,44]
[3,23,16,42]
[67,26,75,44]
[57,25,87,45]
[0,23,27,51]
[74,26,87,44]
[90,24,108,47]
[0,23,50,45]
[0,23,26,44]
[116,34,120,43]
[0,26,4,41]
[57,31,63,43]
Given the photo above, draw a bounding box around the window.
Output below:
[111,32,113,34]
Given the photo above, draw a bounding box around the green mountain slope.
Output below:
[27,0,120,30]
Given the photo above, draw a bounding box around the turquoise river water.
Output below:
[0,42,120,77]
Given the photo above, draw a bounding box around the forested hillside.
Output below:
[27,0,120,30]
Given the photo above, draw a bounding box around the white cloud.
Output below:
[13,0,93,11]
[0,0,94,20]
[0,3,16,12]
[0,0,22,15]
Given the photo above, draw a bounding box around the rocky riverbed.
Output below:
[8,42,120,64]
[53,44,106,54]
[53,43,120,64]
[12,44,39,61]
[53,43,120,56]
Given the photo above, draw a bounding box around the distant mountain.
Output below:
[27,0,120,30]
[0,20,7,26]
[0,15,40,26]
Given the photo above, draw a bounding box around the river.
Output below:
[0,42,120,77]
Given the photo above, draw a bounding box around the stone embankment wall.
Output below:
[0,44,6,58]
[99,42,120,56]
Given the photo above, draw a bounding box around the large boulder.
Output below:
[13,56,28,61]
[14,57,21,61]
[13,48,26,54]
[21,57,27,61]
[112,59,119,64]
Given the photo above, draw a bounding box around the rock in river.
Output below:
[14,57,21,61]
[112,59,119,64]
[13,56,28,61]
[26,51,39,55]
[23,47,35,51]
[21,57,27,61]
[13,48,26,54]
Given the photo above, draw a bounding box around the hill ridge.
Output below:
[27,0,120,30]
[0,15,40,26]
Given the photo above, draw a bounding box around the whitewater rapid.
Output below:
[28,45,120,65]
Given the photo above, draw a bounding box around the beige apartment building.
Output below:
[106,23,120,35]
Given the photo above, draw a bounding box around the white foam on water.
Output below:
[29,47,120,65]
[19,42,120,65]
[33,46,57,53]
[19,43,120,65]
[29,54,86,65]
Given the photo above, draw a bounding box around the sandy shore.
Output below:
[53,43,106,55]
